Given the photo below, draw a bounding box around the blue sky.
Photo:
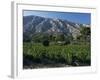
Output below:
[23,10,91,24]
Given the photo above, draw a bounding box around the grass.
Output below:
[23,42,91,69]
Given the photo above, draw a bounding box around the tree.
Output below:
[78,27,90,41]
[59,34,65,41]
[42,40,49,46]
[49,35,53,41]
[80,27,90,36]
[53,34,65,42]
[64,39,70,45]
[64,35,73,45]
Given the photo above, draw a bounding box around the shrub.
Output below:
[42,40,50,46]
[64,40,70,45]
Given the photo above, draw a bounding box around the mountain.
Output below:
[23,15,90,40]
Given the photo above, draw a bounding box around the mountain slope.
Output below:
[23,15,90,39]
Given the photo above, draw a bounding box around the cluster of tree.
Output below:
[76,27,90,42]
[43,35,73,46]
[31,33,71,42]
[23,26,90,46]
[23,32,74,46]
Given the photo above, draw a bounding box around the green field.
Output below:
[23,42,91,69]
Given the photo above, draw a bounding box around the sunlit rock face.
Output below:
[23,15,90,39]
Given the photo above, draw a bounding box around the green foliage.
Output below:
[42,40,50,46]
[56,34,65,41]
[64,40,70,45]
[77,27,90,42]
[80,27,90,36]
[31,33,43,42]
[23,26,91,68]
[63,35,73,45]
[23,42,91,68]
[80,27,90,41]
